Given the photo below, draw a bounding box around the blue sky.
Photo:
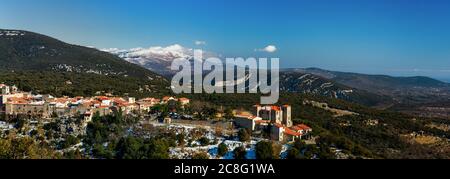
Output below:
[1,0,450,81]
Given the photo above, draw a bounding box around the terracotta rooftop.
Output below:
[235,115,259,120]
[255,120,271,124]
[271,106,281,111]
[6,97,32,104]
[178,97,190,101]
[284,128,302,136]
[295,124,312,130]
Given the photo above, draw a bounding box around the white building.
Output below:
[234,115,263,131]
[0,84,10,95]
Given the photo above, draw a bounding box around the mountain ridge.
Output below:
[0,29,164,79]
[287,67,449,86]
[101,45,445,107]
[0,29,170,97]
[283,68,450,103]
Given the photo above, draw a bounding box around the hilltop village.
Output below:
[0,83,313,159]
[0,83,189,125]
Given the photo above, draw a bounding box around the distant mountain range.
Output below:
[102,45,216,77]
[279,71,394,107]
[101,45,450,108]
[284,68,450,104]
[2,29,450,113]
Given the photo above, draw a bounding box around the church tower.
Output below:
[282,105,292,127]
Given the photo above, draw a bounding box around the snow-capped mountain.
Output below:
[103,44,193,62]
[102,44,215,77]
[0,29,170,96]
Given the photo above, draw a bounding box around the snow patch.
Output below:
[165,124,288,160]
[0,30,25,36]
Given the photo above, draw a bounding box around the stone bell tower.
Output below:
[282,105,292,127]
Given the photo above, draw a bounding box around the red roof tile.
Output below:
[271,106,281,111]
[178,97,189,102]
[284,128,302,136]
[255,120,271,124]
[295,124,312,130]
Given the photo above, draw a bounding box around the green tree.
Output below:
[115,136,143,159]
[192,152,210,159]
[293,139,306,150]
[233,146,247,159]
[287,148,304,159]
[64,149,83,159]
[145,138,170,159]
[93,143,114,159]
[304,145,319,159]
[61,135,80,149]
[287,139,307,159]
[199,137,210,146]
[255,141,274,159]
[238,128,251,142]
[14,119,27,131]
[51,112,58,118]
[176,134,186,147]
[0,136,60,159]
[217,143,228,157]
[272,143,282,159]
[224,108,234,120]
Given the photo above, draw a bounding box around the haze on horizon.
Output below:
[1,0,450,82]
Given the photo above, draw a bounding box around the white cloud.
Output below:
[256,45,277,53]
[195,40,207,46]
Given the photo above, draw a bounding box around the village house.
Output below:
[178,98,190,106]
[272,123,313,142]
[0,84,10,95]
[235,104,312,142]
[161,96,191,106]
[254,105,293,127]
[1,84,192,123]
[1,92,29,106]
[1,87,29,106]
[161,96,176,104]
[136,97,160,113]
[4,97,49,118]
[234,115,263,131]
